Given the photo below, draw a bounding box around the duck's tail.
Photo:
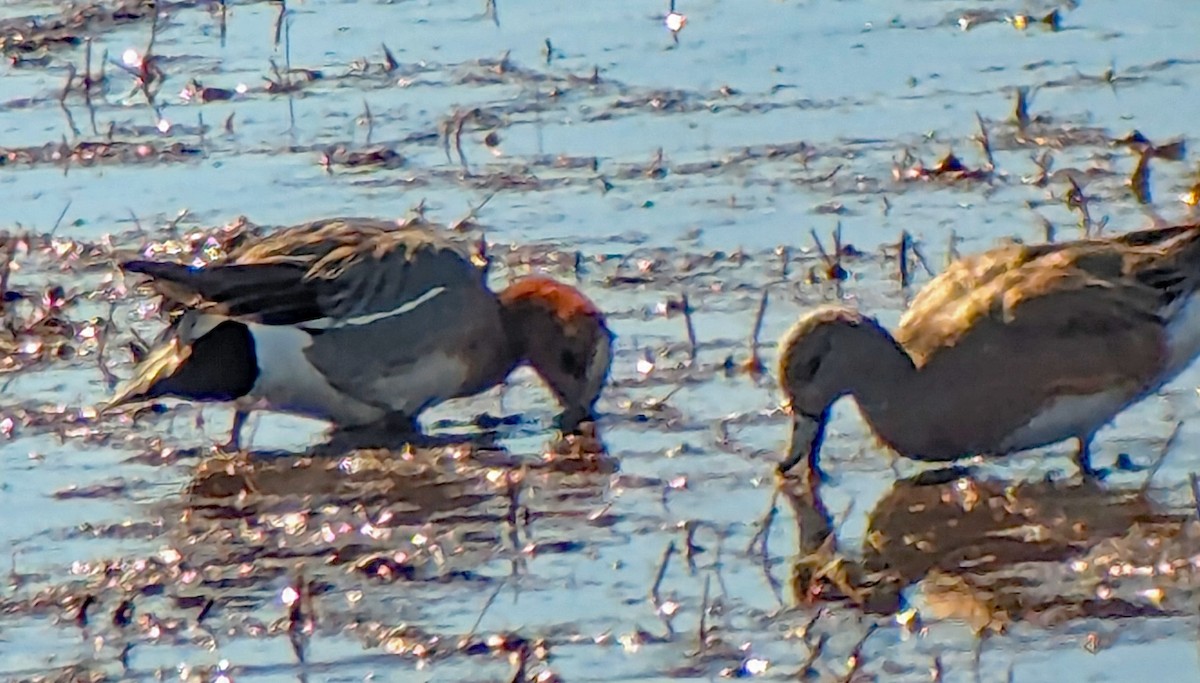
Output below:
[102,314,258,412]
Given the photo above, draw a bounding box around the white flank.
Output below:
[245,323,383,425]
[302,286,447,331]
[998,390,1131,453]
[1164,292,1200,378]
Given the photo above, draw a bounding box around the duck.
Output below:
[106,217,613,450]
[777,222,1200,482]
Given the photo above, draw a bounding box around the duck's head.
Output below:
[777,307,895,478]
[498,276,613,433]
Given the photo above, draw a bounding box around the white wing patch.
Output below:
[302,286,446,331]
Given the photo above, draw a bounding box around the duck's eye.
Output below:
[803,357,822,378]
[561,349,585,378]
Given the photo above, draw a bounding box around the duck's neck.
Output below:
[834,325,919,447]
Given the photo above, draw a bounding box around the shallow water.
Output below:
[3,0,1200,681]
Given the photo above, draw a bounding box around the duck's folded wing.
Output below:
[122,259,327,325]
[124,225,481,327]
[897,242,1165,393]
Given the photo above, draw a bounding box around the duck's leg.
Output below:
[220,409,250,453]
[1074,434,1109,479]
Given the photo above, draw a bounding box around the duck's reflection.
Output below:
[187,421,614,503]
[785,468,1188,623]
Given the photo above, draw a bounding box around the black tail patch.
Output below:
[146,320,259,402]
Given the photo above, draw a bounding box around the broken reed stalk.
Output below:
[946,229,960,267]
[1190,473,1200,519]
[381,43,399,72]
[75,594,97,627]
[50,200,72,237]
[96,311,120,390]
[1129,149,1152,205]
[649,540,676,607]
[975,112,995,172]
[680,293,697,363]
[139,6,161,108]
[909,239,935,277]
[745,488,779,556]
[464,579,507,643]
[697,573,711,652]
[273,0,287,48]
[839,623,879,683]
[744,289,768,374]
[798,633,828,678]
[898,231,911,288]
[0,239,13,308]
[361,98,374,145]
[1140,420,1183,493]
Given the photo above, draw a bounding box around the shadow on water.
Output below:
[786,468,1193,629]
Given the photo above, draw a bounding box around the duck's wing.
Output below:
[894,227,1200,396]
[124,218,481,327]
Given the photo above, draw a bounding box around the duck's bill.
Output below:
[100,339,191,413]
[778,408,828,482]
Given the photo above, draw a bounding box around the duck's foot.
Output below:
[1074,435,1110,480]
[1114,453,1150,472]
[218,410,249,453]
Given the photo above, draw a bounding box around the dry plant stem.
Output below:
[910,239,935,277]
[1140,420,1183,493]
[381,43,399,72]
[649,540,676,607]
[696,573,711,652]
[75,594,96,627]
[1130,150,1152,204]
[274,0,287,48]
[683,521,699,574]
[745,289,769,372]
[96,310,120,390]
[140,6,161,108]
[465,579,507,642]
[50,201,72,237]
[746,488,779,556]
[797,632,827,679]
[0,240,13,306]
[898,231,911,288]
[839,623,879,683]
[975,112,995,171]
[361,99,374,145]
[197,597,215,623]
[946,229,961,267]
[809,229,832,267]
[1189,473,1200,518]
[680,293,697,363]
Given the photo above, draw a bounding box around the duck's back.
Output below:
[880,228,1196,458]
